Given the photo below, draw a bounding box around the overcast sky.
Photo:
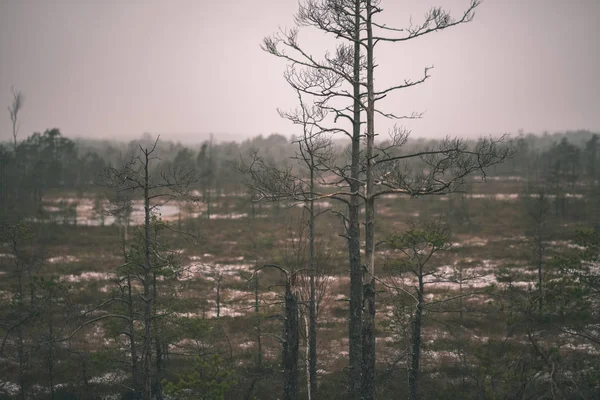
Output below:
[1,0,599,143]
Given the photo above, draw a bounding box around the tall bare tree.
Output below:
[262,3,365,396]
[262,1,510,398]
[242,90,334,399]
[8,86,24,151]
[99,137,197,400]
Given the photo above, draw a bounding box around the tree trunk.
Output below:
[153,274,163,400]
[362,2,377,399]
[127,273,140,394]
[348,1,364,398]
[308,144,318,400]
[16,259,26,400]
[283,281,300,400]
[537,235,543,314]
[207,189,211,220]
[304,312,312,400]
[47,315,55,400]
[408,276,425,400]
[216,278,221,319]
[142,150,153,400]
[255,271,263,369]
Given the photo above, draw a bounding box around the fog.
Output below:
[1,0,599,143]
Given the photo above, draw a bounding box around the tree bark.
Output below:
[127,273,140,395]
[362,2,377,399]
[283,280,300,400]
[15,250,26,400]
[348,1,364,398]
[408,275,425,400]
[142,149,153,400]
[153,273,164,400]
[254,271,263,369]
[307,137,318,400]
[47,314,55,400]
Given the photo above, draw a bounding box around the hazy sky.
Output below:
[1,0,599,143]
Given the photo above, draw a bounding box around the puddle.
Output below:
[61,272,111,282]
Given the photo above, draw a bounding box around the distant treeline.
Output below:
[1,128,599,221]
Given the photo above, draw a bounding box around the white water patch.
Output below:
[179,262,252,280]
[0,381,19,396]
[44,195,272,224]
[60,271,111,282]
[564,343,600,354]
[99,284,113,293]
[47,255,80,264]
[209,212,248,219]
[221,288,255,302]
[547,240,586,251]
[173,305,245,319]
[475,176,524,182]
[423,350,461,362]
[295,200,333,209]
[452,237,489,248]
[384,260,535,292]
[89,372,127,385]
[468,193,520,200]
[433,193,584,202]
[44,198,191,226]
[0,290,13,301]
[205,306,245,318]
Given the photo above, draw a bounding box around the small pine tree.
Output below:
[163,354,236,400]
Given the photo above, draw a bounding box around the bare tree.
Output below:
[98,137,197,400]
[0,223,47,400]
[241,89,337,399]
[263,2,367,393]
[262,1,510,398]
[0,223,32,400]
[206,264,225,319]
[524,185,551,313]
[384,221,452,400]
[247,259,302,400]
[8,86,24,151]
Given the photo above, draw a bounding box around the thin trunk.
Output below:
[12,116,18,152]
[537,235,543,314]
[207,136,213,220]
[216,278,221,319]
[0,160,4,208]
[207,190,211,220]
[308,144,318,400]
[459,266,463,322]
[17,322,25,400]
[255,272,263,369]
[408,275,425,400]
[283,280,300,400]
[304,312,311,400]
[81,354,89,388]
[508,277,514,317]
[127,274,139,394]
[142,150,153,400]
[363,2,376,399]
[153,273,163,400]
[16,253,26,400]
[48,315,55,400]
[348,1,363,398]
